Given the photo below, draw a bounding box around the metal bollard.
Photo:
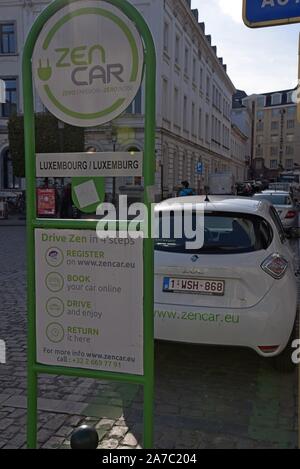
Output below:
[70,425,99,450]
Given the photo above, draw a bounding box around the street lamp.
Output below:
[279,109,286,170]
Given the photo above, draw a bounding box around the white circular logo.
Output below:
[32,0,144,127]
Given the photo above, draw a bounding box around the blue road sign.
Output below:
[243,0,300,28]
[196,162,203,175]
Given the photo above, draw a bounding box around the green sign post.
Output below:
[23,0,156,449]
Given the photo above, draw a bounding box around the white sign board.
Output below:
[35,229,144,375]
[36,152,143,177]
[32,0,144,127]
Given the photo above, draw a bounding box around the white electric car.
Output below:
[154,196,298,371]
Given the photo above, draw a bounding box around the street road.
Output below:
[0,226,298,449]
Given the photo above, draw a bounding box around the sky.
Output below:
[191,0,300,94]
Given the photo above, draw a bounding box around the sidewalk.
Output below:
[0,215,26,227]
[0,226,298,450]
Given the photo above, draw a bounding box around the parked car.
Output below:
[154,196,298,371]
[0,190,21,216]
[243,180,265,194]
[252,191,298,236]
[268,182,292,193]
[236,182,253,197]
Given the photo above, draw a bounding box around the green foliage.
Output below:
[7,113,85,177]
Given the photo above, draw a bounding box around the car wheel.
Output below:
[272,314,299,373]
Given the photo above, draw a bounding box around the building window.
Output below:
[270,146,278,157]
[287,107,296,117]
[191,102,195,136]
[256,146,263,157]
[0,78,17,117]
[271,121,279,131]
[257,111,264,119]
[183,96,188,130]
[192,57,196,83]
[125,87,142,114]
[287,91,294,103]
[271,135,279,143]
[175,35,180,64]
[270,159,278,169]
[205,113,210,143]
[174,87,179,126]
[272,94,281,106]
[286,159,294,169]
[173,149,179,187]
[287,120,295,129]
[256,122,264,131]
[135,88,142,114]
[256,96,265,108]
[286,145,294,155]
[163,22,169,53]
[162,78,168,119]
[198,108,202,139]
[211,115,215,141]
[0,23,16,54]
[255,159,263,169]
[184,47,189,74]
[256,135,263,144]
[199,67,203,90]
[206,76,210,99]
[286,133,294,142]
[272,109,280,118]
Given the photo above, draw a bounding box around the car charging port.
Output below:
[261,253,288,279]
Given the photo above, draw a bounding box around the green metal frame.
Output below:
[23,0,156,449]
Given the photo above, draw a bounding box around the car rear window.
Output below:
[155,211,273,254]
[254,194,291,205]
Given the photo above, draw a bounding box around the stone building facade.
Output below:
[0,0,250,198]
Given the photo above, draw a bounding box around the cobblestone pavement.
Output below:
[0,226,298,449]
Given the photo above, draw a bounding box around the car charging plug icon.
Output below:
[37,59,52,81]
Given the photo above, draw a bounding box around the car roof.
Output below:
[155,195,271,216]
[258,191,290,195]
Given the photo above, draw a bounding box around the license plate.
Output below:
[163,277,225,296]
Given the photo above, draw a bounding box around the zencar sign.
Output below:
[32,0,144,127]
[243,0,300,28]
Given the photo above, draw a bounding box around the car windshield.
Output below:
[155,211,273,254]
[254,194,291,205]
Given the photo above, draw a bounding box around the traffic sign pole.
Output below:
[23,0,156,449]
